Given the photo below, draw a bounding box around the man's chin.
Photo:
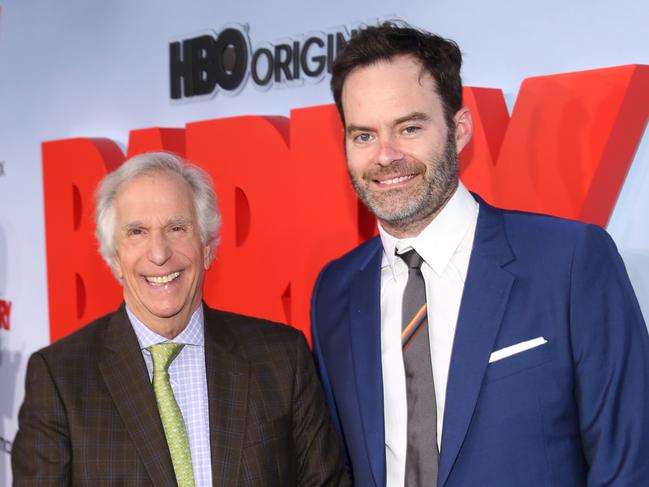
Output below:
[133,302,186,322]
[364,200,422,226]
[149,306,185,320]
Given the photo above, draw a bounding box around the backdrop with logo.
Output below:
[1,1,648,483]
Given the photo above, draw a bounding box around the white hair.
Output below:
[94,152,220,276]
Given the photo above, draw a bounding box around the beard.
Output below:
[349,129,459,232]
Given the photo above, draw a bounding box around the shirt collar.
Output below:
[379,182,478,277]
[127,304,205,350]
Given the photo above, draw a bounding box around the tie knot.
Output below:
[147,343,185,372]
[398,249,425,270]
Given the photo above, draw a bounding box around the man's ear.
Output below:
[112,254,124,280]
[453,107,473,155]
[203,244,214,270]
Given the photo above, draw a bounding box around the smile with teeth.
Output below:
[145,271,180,285]
[376,174,417,185]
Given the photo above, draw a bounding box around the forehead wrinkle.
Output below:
[121,215,192,230]
[342,56,442,135]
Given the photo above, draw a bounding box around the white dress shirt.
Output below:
[378,183,479,486]
[127,305,213,487]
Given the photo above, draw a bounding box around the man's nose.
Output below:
[376,136,404,166]
[147,231,172,265]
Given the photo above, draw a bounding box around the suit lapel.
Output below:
[203,307,250,485]
[438,201,516,486]
[348,240,386,487]
[98,306,177,487]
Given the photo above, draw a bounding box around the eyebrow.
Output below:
[122,221,145,232]
[393,112,430,126]
[166,216,192,227]
[121,216,192,232]
[345,123,373,136]
[345,111,431,136]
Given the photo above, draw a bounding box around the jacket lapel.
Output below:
[203,307,250,485]
[438,200,516,486]
[98,306,177,487]
[348,239,386,487]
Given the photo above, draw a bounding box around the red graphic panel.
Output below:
[0,299,10,330]
[185,108,361,339]
[288,104,371,339]
[187,115,296,325]
[42,138,124,342]
[42,65,649,343]
[461,65,649,226]
[127,127,186,159]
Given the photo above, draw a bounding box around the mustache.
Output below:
[362,160,425,181]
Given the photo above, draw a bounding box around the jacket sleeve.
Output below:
[569,225,649,486]
[291,330,350,486]
[12,352,72,486]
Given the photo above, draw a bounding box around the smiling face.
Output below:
[342,55,472,238]
[112,170,211,338]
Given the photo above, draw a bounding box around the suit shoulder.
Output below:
[205,307,305,350]
[496,205,609,250]
[36,310,116,360]
[327,236,382,269]
[206,308,312,367]
[26,309,119,381]
[317,236,381,285]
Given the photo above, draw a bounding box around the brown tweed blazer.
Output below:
[12,305,348,486]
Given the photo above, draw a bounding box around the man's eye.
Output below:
[127,228,143,236]
[354,133,373,143]
[403,126,421,135]
[171,226,185,232]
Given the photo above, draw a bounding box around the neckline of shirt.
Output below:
[379,182,479,277]
[126,304,205,350]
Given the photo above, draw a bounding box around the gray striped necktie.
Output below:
[398,249,439,486]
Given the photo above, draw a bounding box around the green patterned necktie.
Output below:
[148,343,195,487]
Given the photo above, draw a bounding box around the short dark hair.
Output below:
[331,21,463,126]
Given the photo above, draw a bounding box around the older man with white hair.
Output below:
[13,152,347,486]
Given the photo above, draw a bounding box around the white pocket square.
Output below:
[489,337,548,363]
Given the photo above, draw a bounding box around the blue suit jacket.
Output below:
[311,198,649,486]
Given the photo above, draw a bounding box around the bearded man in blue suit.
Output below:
[310,22,649,486]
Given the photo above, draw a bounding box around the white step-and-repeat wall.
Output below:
[1,1,648,483]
